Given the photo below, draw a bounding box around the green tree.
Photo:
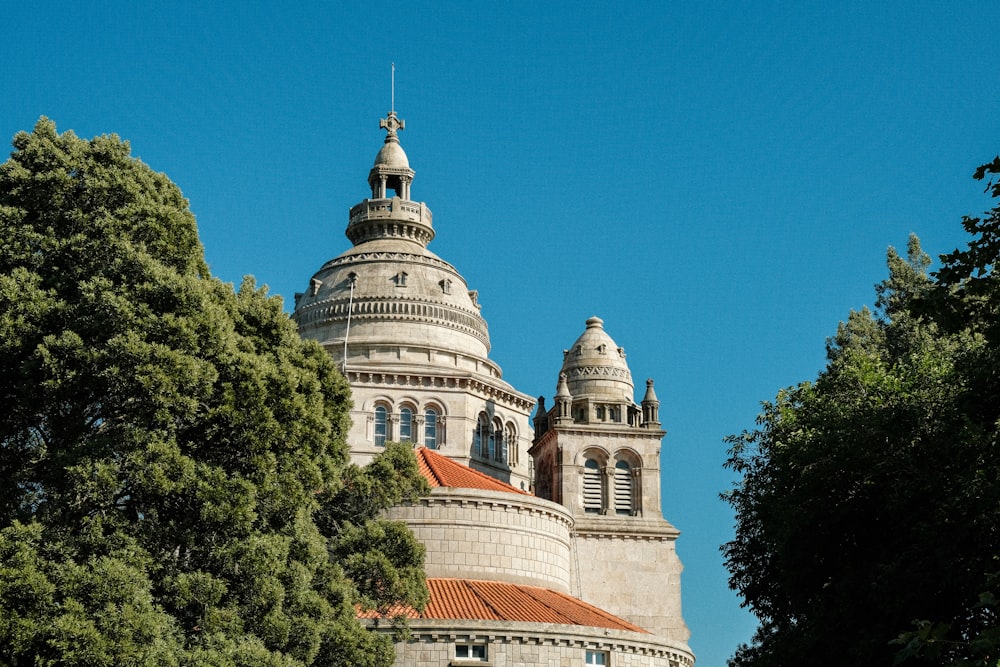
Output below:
[0,118,427,666]
[723,158,1000,667]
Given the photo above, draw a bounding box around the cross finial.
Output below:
[379,110,405,143]
[379,65,404,143]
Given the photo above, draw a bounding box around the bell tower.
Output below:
[530,316,689,643]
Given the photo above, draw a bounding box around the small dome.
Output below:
[559,316,634,402]
[374,140,410,169]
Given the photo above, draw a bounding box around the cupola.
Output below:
[344,110,435,248]
[559,316,634,403]
[368,110,414,199]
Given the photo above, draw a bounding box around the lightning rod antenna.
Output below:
[391,63,395,113]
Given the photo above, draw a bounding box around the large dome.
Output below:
[559,316,634,402]
[292,110,496,375]
[293,236,491,365]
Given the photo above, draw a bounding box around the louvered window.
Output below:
[614,460,633,515]
[583,459,602,514]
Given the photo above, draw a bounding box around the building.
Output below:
[292,111,694,667]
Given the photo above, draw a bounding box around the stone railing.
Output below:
[346,198,434,246]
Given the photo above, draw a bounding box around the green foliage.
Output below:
[318,441,430,614]
[0,119,428,666]
[723,159,1000,667]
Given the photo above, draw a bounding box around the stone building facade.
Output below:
[292,111,694,667]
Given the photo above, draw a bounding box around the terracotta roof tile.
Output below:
[361,578,647,633]
[415,447,530,495]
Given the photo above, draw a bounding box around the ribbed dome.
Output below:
[293,237,491,363]
[559,316,634,401]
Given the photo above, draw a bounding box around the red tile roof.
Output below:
[361,578,647,633]
[415,447,531,495]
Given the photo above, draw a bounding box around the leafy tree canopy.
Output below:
[723,157,1000,667]
[0,118,428,666]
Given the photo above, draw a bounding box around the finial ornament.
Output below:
[379,110,405,143]
[378,63,404,143]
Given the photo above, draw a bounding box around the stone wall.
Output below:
[369,619,694,667]
[389,488,574,591]
[572,520,689,644]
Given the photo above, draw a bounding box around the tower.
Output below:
[530,316,690,642]
[292,111,535,489]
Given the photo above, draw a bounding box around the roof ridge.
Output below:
[520,585,591,627]
[414,447,530,495]
[417,446,448,486]
[415,446,444,486]
[365,578,650,633]
[522,586,646,633]
[463,579,507,620]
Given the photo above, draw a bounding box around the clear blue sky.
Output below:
[3,2,998,665]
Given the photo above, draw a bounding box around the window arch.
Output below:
[492,418,504,462]
[374,405,387,447]
[474,413,490,458]
[614,459,633,515]
[424,407,439,449]
[398,406,413,442]
[505,422,517,466]
[534,457,551,500]
[583,458,602,514]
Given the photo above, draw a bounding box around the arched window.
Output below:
[398,407,412,442]
[374,406,387,447]
[614,460,633,515]
[535,458,551,501]
[583,459,602,514]
[505,422,517,466]
[424,408,438,449]
[492,418,503,462]
[474,413,490,458]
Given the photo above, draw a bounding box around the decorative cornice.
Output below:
[320,248,461,277]
[565,364,633,382]
[294,294,490,345]
[572,516,680,540]
[364,620,694,666]
[347,370,535,411]
[543,424,665,440]
[413,487,574,529]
